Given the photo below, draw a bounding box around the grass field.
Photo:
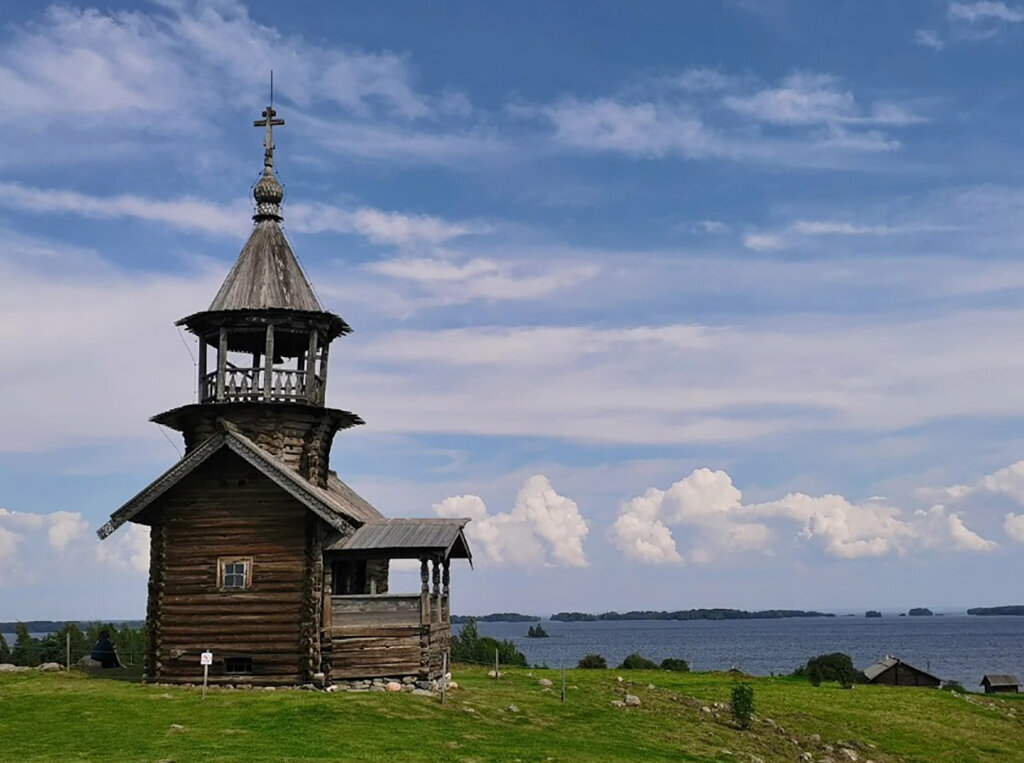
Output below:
[0,666,1021,761]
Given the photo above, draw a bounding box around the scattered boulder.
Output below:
[809,734,822,744]
[506,704,520,713]
[646,683,655,690]
[624,694,641,707]
[169,724,185,733]
[538,678,553,687]
[616,676,624,683]
[0,664,29,673]
[411,688,433,697]
[837,750,858,762]
[37,662,62,672]
[77,657,102,669]
[386,682,402,692]
[487,670,502,678]
[448,681,459,690]
[611,700,626,708]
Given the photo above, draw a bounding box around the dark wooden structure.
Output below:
[863,655,941,688]
[98,106,471,687]
[980,674,1019,694]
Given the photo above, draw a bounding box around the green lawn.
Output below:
[0,666,1021,761]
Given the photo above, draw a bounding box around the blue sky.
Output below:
[2,0,1024,620]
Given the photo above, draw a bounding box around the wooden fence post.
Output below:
[561,666,566,704]
[495,648,499,681]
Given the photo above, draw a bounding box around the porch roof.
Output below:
[324,518,473,564]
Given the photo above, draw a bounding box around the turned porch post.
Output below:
[215,327,227,401]
[442,558,450,624]
[263,324,275,399]
[197,337,208,401]
[432,557,442,625]
[420,557,430,625]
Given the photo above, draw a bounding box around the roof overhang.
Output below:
[98,422,367,540]
[324,518,473,567]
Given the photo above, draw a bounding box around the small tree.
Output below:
[11,623,35,666]
[577,654,607,669]
[451,617,527,666]
[0,632,10,663]
[794,653,864,686]
[731,684,755,730]
[618,652,658,670]
[660,658,690,672]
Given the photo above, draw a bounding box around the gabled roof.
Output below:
[981,674,1019,686]
[209,219,322,312]
[97,424,381,539]
[863,655,940,683]
[324,518,473,564]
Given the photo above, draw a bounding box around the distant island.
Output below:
[865,611,882,618]
[450,613,539,623]
[551,609,834,622]
[908,608,934,616]
[967,605,1024,616]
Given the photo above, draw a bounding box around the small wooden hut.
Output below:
[98,105,472,687]
[863,655,940,688]
[980,674,1019,694]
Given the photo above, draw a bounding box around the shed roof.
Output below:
[324,518,473,563]
[863,655,940,683]
[97,422,381,539]
[209,219,322,312]
[981,674,1019,686]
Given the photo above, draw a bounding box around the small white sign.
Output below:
[200,651,213,666]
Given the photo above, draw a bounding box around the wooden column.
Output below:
[197,338,207,401]
[318,343,330,404]
[420,558,430,625]
[215,327,227,402]
[432,558,441,625]
[442,558,450,624]
[263,325,275,399]
[306,330,319,403]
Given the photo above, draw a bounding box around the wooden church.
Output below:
[98,105,472,687]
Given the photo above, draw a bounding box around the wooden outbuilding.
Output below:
[863,655,941,688]
[98,105,472,687]
[980,674,1019,694]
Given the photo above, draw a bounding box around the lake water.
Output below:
[464,615,1024,691]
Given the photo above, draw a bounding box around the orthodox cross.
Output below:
[254,105,284,172]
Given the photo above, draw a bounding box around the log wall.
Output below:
[147,449,313,685]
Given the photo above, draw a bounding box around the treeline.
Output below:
[450,613,540,623]
[551,608,834,622]
[967,605,1024,616]
[0,620,144,633]
[0,622,146,667]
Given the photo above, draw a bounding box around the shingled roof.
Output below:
[324,518,473,563]
[208,220,322,312]
[981,674,1019,687]
[97,424,381,540]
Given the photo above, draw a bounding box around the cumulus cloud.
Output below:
[1005,513,1024,542]
[94,524,151,573]
[0,507,135,586]
[433,476,589,568]
[609,468,997,565]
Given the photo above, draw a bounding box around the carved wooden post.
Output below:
[318,343,330,404]
[197,338,207,401]
[216,327,227,402]
[306,330,319,402]
[432,558,441,625]
[442,558,450,624]
[263,324,275,399]
[420,557,430,625]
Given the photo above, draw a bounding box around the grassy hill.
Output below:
[0,665,1020,761]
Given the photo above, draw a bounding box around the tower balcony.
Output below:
[201,366,324,405]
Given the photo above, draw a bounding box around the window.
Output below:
[218,557,252,590]
[224,657,252,674]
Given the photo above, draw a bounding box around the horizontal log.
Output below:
[331,625,421,638]
[163,592,307,605]
[330,664,421,679]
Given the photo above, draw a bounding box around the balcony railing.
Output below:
[201,367,323,404]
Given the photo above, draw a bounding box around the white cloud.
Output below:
[743,218,951,251]
[949,2,1024,23]
[433,475,589,568]
[95,524,150,573]
[724,72,922,127]
[914,29,946,49]
[1005,513,1024,542]
[609,468,998,564]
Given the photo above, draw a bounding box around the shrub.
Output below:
[577,654,607,669]
[451,618,527,667]
[793,653,864,685]
[942,681,966,693]
[0,632,9,663]
[660,658,690,672]
[731,684,755,730]
[618,652,658,670]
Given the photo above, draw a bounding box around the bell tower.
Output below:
[153,104,362,487]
